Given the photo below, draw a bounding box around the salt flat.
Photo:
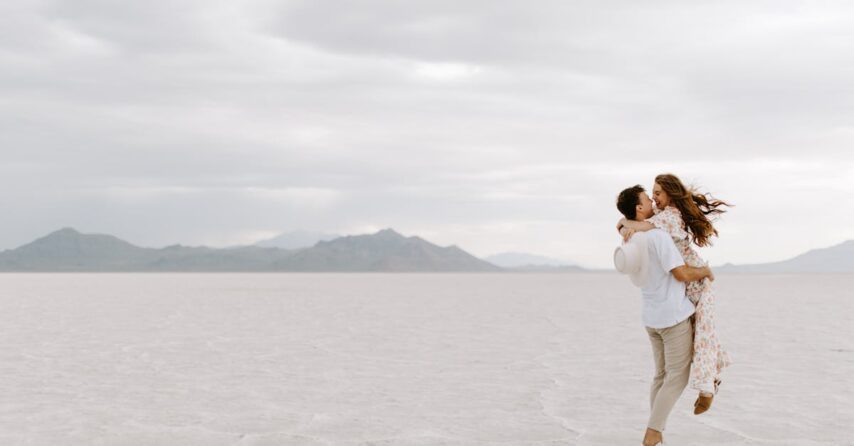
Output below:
[0,273,851,445]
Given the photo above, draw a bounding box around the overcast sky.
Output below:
[2,0,853,268]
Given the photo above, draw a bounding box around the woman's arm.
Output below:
[619,218,655,231]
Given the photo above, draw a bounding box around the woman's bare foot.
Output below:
[642,428,663,446]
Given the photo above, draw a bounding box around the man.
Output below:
[614,185,715,446]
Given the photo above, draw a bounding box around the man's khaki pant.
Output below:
[645,316,693,432]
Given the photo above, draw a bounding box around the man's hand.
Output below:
[672,264,714,283]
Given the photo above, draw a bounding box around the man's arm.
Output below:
[649,229,714,283]
[671,264,714,283]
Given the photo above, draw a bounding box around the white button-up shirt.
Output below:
[640,229,695,329]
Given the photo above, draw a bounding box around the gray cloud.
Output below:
[1,0,852,266]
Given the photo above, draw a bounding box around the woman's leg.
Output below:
[689,282,731,395]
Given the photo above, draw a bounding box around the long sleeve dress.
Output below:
[647,206,732,394]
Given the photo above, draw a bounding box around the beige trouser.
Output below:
[646,316,694,432]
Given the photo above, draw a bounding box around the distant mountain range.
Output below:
[0,228,501,272]
[716,240,854,273]
[484,252,573,268]
[484,252,585,272]
[1,228,849,273]
[254,230,340,250]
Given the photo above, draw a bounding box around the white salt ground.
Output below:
[0,273,851,445]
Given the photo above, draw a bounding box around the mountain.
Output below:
[717,240,854,273]
[484,252,575,268]
[483,252,585,272]
[0,228,297,272]
[142,245,294,271]
[254,230,340,249]
[0,228,500,272]
[271,228,500,271]
[0,227,154,271]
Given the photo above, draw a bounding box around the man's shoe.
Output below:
[642,428,663,446]
[694,393,713,415]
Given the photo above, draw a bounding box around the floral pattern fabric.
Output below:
[646,206,732,394]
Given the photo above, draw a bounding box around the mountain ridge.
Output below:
[4,228,848,273]
[254,230,340,250]
[484,251,575,268]
[0,227,499,272]
[715,239,854,273]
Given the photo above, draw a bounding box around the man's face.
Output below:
[636,192,654,220]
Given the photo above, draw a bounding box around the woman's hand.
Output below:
[616,217,627,233]
[620,227,637,242]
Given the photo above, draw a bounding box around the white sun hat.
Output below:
[614,231,650,287]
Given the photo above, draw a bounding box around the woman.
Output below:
[618,173,732,415]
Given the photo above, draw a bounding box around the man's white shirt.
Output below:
[641,229,695,329]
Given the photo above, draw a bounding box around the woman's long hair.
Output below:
[655,173,732,247]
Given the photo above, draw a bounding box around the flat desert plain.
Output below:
[0,273,850,445]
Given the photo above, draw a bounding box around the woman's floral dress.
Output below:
[647,206,732,394]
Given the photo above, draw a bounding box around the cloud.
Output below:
[1,0,852,266]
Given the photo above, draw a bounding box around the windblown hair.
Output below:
[654,173,733,247]
[616,185,645,220]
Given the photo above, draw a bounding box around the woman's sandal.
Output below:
[693,393,713,415]
[694,379,722,415]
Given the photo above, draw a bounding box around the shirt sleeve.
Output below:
[650,230,685,273]
[645,206,689,241]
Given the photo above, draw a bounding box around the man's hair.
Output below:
[616,185,645,220]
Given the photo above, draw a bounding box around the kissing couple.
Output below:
[614,174,732,446]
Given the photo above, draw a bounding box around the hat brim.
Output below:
[627,232,649,287]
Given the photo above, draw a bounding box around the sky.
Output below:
[1,0,853,268]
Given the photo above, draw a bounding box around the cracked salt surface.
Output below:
[0,273,851,445]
